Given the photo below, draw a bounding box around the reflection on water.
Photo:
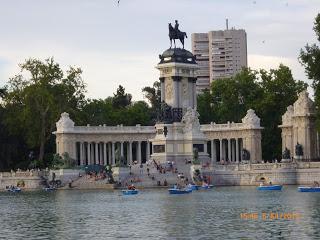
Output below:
[1,186,320,239]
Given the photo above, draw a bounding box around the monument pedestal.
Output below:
[151,108,209,165]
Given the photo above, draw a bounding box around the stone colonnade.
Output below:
[206,138,243,163]
[75,140,151,166]
[54,109,263,166]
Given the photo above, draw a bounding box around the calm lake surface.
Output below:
[1,186,320,240]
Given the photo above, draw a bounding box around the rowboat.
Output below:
[200,184,213,190]
[168,188,192,194]
[6,187,21,193]
[43,187,56,192]
[122,189,139,195]
[187,184,200,190]
[257,185,282,191]
[298,186,320,192]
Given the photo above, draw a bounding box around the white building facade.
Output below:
[279,91,320,161]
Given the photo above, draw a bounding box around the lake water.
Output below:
[1,186,320,240]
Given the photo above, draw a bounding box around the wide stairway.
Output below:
[118,160,193,188]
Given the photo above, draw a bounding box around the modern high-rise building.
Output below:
[192,27,247,93]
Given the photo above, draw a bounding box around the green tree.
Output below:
[142,81,161,123]
[258,65,307,160]
[197,66,306,161]
[142,81,161,109]
[79,98,114,125]
[127,101,152,125]
[2,58,86,166]
[112,85,132,109]
[300,13,320,129]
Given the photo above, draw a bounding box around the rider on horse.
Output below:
[168,20,187,48]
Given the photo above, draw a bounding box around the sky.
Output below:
[0,0,319,101]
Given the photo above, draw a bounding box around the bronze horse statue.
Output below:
[168,23,187,49]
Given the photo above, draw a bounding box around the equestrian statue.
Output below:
[168,20,187,49]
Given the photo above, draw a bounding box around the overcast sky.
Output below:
[0,0,319,100]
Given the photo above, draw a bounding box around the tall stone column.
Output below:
[103,142,107,166]
[137,141,142,164]
[80,142,84,165]
[129,141,133,164]
[95,142,99,164]
[108,142,112,165]
[91,143,94,164]
[228,139,231,162]
[99,143,103,165]
[146,141,150,162]
[188,78,194,108]
[120,141,124,159]
[236,138,239,163]
[204,142,208,154]
[173,78,179,108]
[219,139,223,162]
[211,140,216,163]
[87,142,91,165]
[160,77,165,102]
[112,142,115,165]
[193,78,197,110]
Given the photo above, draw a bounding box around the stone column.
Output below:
[204,142,208,154]
[188,78,194,109]
[80,142,84,165]
[146,141,150,162]
[87,142,91,165]
[108,142,112,165]
[103,142,107,166]
[129,141,133,164]
[112,142,115,165]
[236,138,239,163]
[95,142,99,164]
[120,141,124,159]
[91,143,94,164]
[228,139,231,162]
[193,78,197,110]
[160,77,165,102]
[219,139,223,162]
[211,140,216,163]
[137,141,142,164]
[99,143,103,165]
[173,78,179,108]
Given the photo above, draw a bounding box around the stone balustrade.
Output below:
[201,122,246,131]
[212,161,320,171]
[72,125,156,134]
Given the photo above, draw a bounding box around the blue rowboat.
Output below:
[168,188,192,194]
[7,187,21,193]
[122,189,139,195]
[257,185,282,191]
[298,186,320,192]
[188,184,200,190]
[200,185,212,190]
[43,187,56,192]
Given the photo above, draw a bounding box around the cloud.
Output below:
[0,0,319,100]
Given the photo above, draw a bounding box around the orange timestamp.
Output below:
[240,212,302,220]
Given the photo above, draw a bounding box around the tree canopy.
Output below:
[2,57,86,167]
[300,13,320,129]
[197,65,307,161]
